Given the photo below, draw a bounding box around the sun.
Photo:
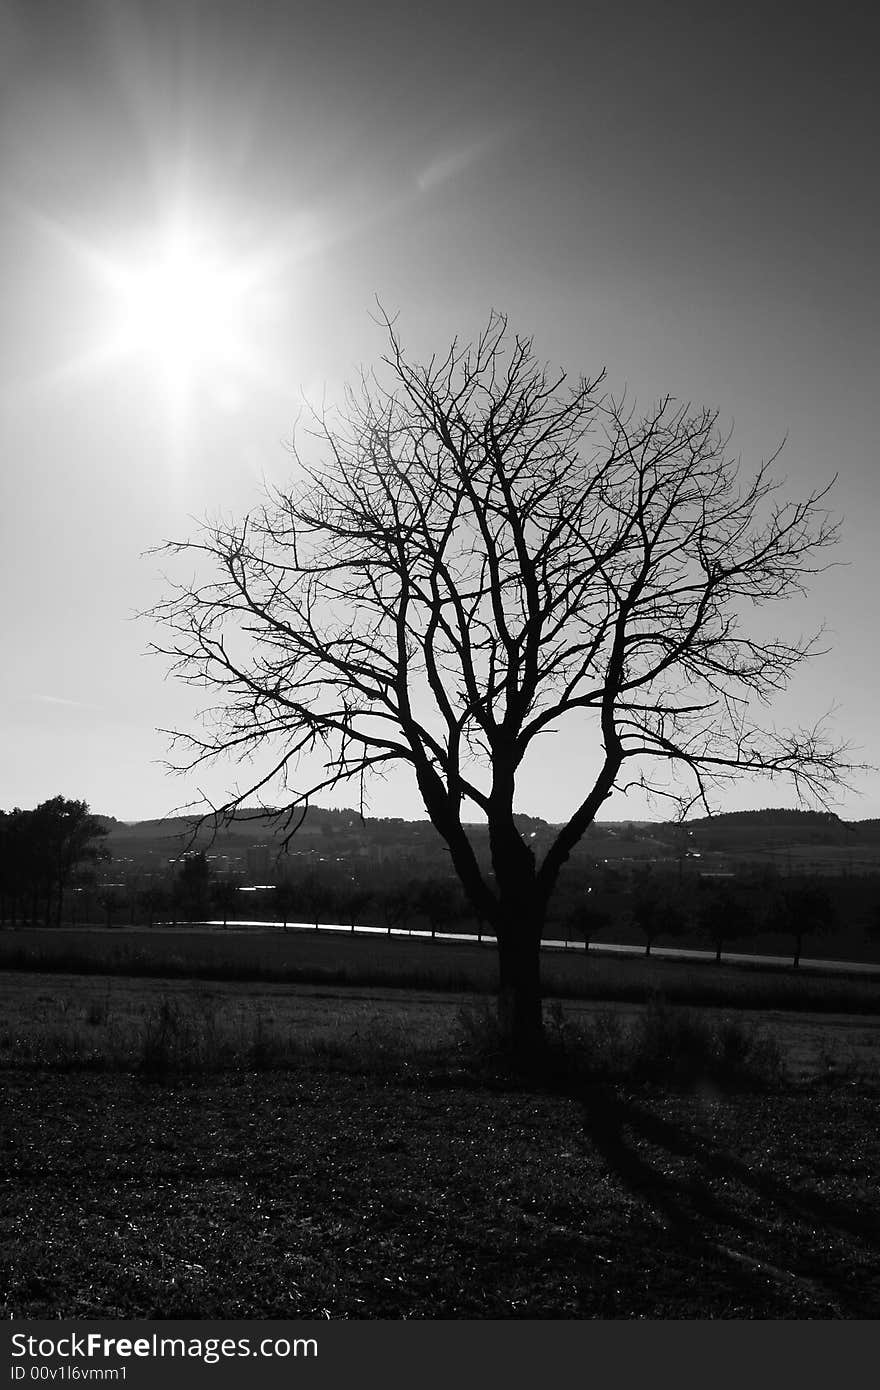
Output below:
[110,223,250,386]
[24,199,297,424]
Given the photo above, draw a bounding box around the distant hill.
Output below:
[681,808,856,846]
[684,808,844,827]
[92,803,880,885]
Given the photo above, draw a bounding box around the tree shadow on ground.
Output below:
[575,1082,880,1318]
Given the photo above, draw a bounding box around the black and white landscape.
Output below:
[2,0,879,1326]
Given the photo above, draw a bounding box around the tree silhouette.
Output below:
[414,876,463,939]
[98,885,125,929]
[295,865,337,930]
[138,882,171,929]
[772,878,837,968]
[697,878,755,963]
[212,876,242,929]
[341,884,373,934]
[0,798,108,926]
[558,895,611,952]
[377,881,413,936]
[150,312,851,1051]
[0,809,28,925]
[631,870,690,957]
[272,878,297,931]
[174,851,212,923]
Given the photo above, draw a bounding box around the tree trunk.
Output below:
[496,924,544,1055]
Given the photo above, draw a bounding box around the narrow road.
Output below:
[202,918,880,976]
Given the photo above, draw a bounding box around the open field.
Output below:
[7,1067,880,1320]
[2,1003,880,1317]
[3,924,880,1015]
[2,971,880,1084]
[4,955,880,1318]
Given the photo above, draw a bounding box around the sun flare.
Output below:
[110,224,250,384]
[23,189,314,423]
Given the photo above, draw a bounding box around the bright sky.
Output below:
[2,0,878,824]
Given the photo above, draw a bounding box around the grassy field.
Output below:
[2,970,880,1083]
[4,937,880,1318]
[3,923,880,1014]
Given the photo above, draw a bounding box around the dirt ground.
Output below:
[3,1065,879,1319]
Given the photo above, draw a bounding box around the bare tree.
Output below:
[149,312,852,1052]
[631,869,691,957]
[558,896,611,952]
[212,876,242,929]
[272,878,296,932]
[697,877,756,964]
[772,878,837,968]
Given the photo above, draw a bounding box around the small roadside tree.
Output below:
[341,883,373,934]
[150,312,851,1053]
[98,886,125,929]
[174,851,212,923]
[296,865,337,930]
[138,882,171,929]
[631,870,690,957]
[414,876,463,939]
[558,895,611,952]
[697,878,755,964]
[376,880,414,936]
[272,878,297,932]
[212,876,242,929]
[772,877,837,968]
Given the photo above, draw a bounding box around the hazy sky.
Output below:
[2,0,878,823]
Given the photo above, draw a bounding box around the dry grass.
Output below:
[2,971,879,1086]
[0,973,456,1073]
[2,924,879,1015]
[5,971,880,1318]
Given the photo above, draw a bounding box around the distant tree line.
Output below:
[0,797,109,927]
[621,865,839,968]
[84,852,473,939]
[154,853,473,939]
[146,852,855,969]
[4,800,876,969]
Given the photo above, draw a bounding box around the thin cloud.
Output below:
[415,130,508,193]
[32,693,103,711]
